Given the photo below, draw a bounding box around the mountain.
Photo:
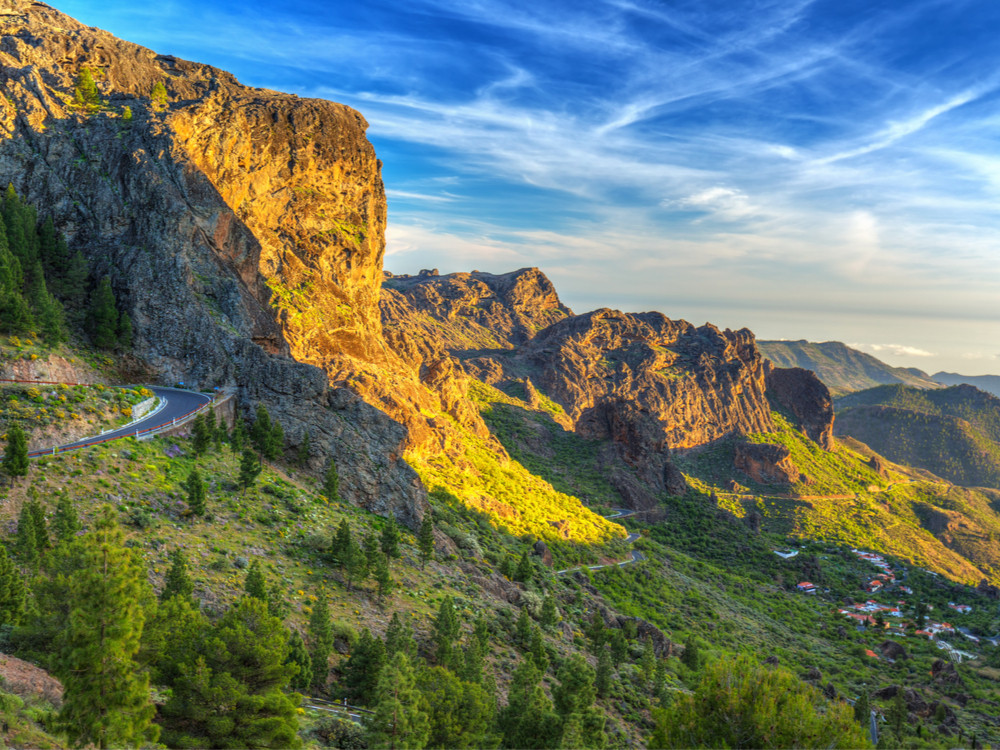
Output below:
[934,371,1000,397]
[835,384,1000,488]
[5,4,1000,748]
[758,339,941,395]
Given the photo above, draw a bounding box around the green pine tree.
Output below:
[681,633,700,671]
[87,276,119,349]
[191,413,212,456]
[56,506,159,749]
[498,660,559,750]
[185,466,206,516]
[161,549,194,602]
[596,646,613,699]
[433,595,461,668]
[381,515,401,560]
[244,560,268,602]
[417,665,494,749]
[73,68,102,109]
[307,595,334,692]
[238,447,261,495]
[342,628,386,705]
[529,625,549,674]
[250,405,272,458]
[541,595,558,630]
[322,460,340,502]
[151,81,168,109]
[52,493,81,544]
[0,545,26,625]
[287,629,312,692]
[3,422,29,480]
[14,500,39,568]
[515,607,533,648]
[384,611,417,662]
[373,553,393,604]
[230,416,246,452]
[367,652,429,750]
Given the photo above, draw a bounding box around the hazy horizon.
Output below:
[58,0,1000,376]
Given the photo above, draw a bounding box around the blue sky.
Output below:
[59,0,1000,374]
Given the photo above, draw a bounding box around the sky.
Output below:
[59,0,1000,375]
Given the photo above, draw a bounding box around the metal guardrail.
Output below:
[0,378,213,458]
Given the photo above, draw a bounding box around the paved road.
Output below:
[556,513,644,575]
[29,386,212,457]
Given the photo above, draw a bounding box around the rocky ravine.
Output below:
[0,0,425,524]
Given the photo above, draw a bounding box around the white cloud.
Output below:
[863,344,936,358]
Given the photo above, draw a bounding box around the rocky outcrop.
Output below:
[383,268,571,354]
[734,442,799,484]
[0,0,425,524]
[766,366,834,449]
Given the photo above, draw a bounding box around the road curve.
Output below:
[29,386,212,457]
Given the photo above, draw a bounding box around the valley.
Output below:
[0,1,996,749]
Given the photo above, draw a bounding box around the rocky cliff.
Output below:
[0,0,425,524]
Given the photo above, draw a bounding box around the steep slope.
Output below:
[934,371,1000,398]
[759,340,941,395]
[834,384,1000,489]
[0,0,432,522]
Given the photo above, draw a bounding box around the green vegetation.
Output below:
[836,384,1000,488]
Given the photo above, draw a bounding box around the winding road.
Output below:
[28,386,212,457]
[556,508,644,575]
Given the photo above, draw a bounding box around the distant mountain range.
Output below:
[758,340,941,395]
[834,384,1000,489]
[932,372,1000,398]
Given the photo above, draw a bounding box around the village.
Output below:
[793,549,984,658]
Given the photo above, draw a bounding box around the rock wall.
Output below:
[766,366,835,449]
[0,0,425,524]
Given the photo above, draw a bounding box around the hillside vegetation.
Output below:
[835,384,1000,489]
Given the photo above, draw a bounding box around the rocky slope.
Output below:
[759,340,941,395]
[0,0,425,524]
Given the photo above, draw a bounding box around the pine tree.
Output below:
[88,276,120,349]
[73,67,102,109]
[596,646,613,699]
[26,492,49,554]
[342,628,386,705]
[56,506,158,749]
[515,550,534,583]
[681,633,700,671]
[887,687,907,737]
[0,545,26,625]
[250,405,272,458]
[331,519,351,565]
[609,629,628,662]
[515,607,533,648]
[244,560,268,602]
[286,630,312,692]
[185,466,206,516]
[640,638,656,684]
[160,597,301,749]
[296,431,311,467]
[462,635,484,684]
[269,420,284,461]
[500,556,516,580]
[384,611,417,661]
[418,512,434,568]
[230,416,246,452]
[529,625,549,674]
[381,515,401,560]
[238,447,261,495]
[191,413,212,456]
[117,311,133,349]
[585,611,606,654]
[161,549,194,602]
[854,688,870,726]
[373,553,392,604]
[14,500,39,568]
[322,460,340,502]
[367,652,430,750]
[417,665,494,749]
[433,595,461,668]
[498,660,558,750]
[3,422,29,480]
[62,251,89,317]
[151,81,168,109]
[307,596,334,692]
[53,493,81,543]
[362,532,380,572]
[541,595,558,630]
